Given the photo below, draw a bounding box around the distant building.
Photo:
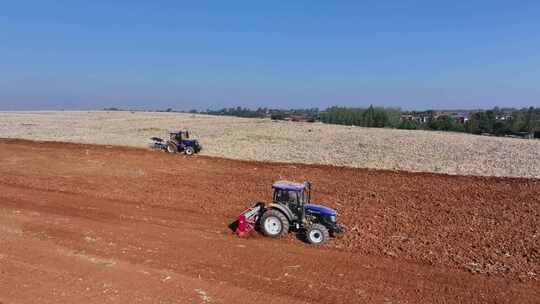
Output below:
[401,111,470,124]
[400,112,430,123]
[450,112,469,124]
[496,113,512,121]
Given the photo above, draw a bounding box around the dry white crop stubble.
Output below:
[1,111,539,179]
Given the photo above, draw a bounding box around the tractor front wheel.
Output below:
[305,224,329,245]
[184,146,195,155]
[260,209,289,238]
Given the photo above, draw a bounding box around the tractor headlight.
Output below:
[330,215,336,222]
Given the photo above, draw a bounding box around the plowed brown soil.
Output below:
[0,139,538,304]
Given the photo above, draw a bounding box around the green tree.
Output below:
[510,111,526,133]
[362,105,376,127]
[429,115,454,131]
[465,112,481,134]
[398,119,418,130]
[524,107,539,133]
[385,108,402,128]
[270,112,286,120]
[493,121,510,136]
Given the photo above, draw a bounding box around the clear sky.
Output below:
[1,1,539,111]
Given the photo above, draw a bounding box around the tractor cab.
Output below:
[272,181,308,220]
[273,181,307,207]
[272,181,337,220]
[169,130,190,142]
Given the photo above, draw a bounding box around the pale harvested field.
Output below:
[1,111,539,178]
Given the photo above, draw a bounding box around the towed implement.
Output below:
[236,181,345,245]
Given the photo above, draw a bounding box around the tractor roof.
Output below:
[272,181,305,191]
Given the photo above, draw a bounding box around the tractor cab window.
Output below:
[170,133,182,142]
[274,190,304,205]
[298,190,305,204]
[286,191,298,204]
[273,190,285,203]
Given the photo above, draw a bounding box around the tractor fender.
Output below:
[267,203,295,223]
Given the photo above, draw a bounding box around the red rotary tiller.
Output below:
[235,203,264,237]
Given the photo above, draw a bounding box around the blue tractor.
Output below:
[236,181,345,245]
[150,130,201,155]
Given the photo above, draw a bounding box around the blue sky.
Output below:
[1,1,539,110]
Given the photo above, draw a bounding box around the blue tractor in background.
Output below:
[150,130,202,155]
[236,181,345,245]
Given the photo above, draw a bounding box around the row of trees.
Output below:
[397,110,466,132]
[466,107,540,135]
[319,107,469,132]
[319,106,400,128]
[397,107,540,136]
[318,106,539,137]
[190,105,539,138]
[198,107,320,121]
[203,107,268,118]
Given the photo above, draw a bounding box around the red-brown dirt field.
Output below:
[0,139,538,304]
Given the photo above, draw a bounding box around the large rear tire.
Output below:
[166,143,178,154]
[305,223,329,245]
[260,209,289,238]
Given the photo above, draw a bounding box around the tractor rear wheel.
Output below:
[260,209,289,238]
[305,223,329,245]
[166,143,178,154]
[184,146,195,155]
